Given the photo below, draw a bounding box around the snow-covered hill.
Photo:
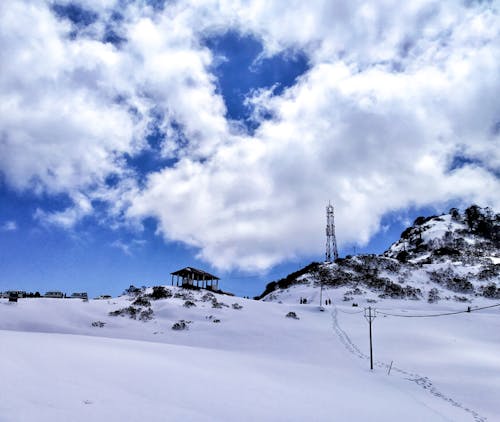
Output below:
[1,283,499,421]
[259,205,499,304]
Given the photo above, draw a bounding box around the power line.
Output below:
[376,302,500,318]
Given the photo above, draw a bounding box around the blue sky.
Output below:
[0,1,499,298]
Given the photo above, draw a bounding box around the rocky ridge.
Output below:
[258,205,500,303]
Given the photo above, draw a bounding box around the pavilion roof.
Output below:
[170,267,219,280]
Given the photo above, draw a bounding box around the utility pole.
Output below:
[319,280,324,311]
[364,306,376,370]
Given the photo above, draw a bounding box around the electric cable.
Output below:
[375,302,500,318]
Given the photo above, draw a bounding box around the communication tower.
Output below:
[325,202,339,262]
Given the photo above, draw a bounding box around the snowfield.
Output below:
[1,286,499,421]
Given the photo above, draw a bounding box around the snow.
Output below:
[0,287,499,421]
[420,216,451,244]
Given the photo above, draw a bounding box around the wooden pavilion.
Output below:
[170,267,220,290]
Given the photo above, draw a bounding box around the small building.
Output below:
[70,292,88,300]
[4,290,26,299]
[44,291,64,298]
[95,295,112,300]
[170,267,220,290]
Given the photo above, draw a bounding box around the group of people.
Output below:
[299,297,333,305]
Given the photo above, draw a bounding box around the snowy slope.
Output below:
[1,286,499,421]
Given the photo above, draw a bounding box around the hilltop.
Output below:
[257,205,499,303]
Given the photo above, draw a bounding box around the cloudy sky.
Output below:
[0,0,499,297]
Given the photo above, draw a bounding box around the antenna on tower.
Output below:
[325,202,339,263]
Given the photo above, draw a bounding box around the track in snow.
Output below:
[331,307,486,422]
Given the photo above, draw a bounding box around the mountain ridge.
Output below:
[257,205,500,303]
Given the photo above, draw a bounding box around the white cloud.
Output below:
[1,1,499,271]
[34,192,93,229]
[128,0,500,270]
[111,238,146,256]
[1,221,18,232]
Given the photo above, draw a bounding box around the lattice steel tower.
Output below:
[325,202,339,262]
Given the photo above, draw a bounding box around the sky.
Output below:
[0,0,499,298]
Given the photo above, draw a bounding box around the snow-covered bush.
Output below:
[477,265,500,281]
[427,288,440,303]
[91,321,105,327]
[132,296,151,307]
[172,320,191,331]
[149,286,172,300]
[201,292,215,302]
[139,308,154,321]
[123,285,143,296]
[481,283,500,298]
[429,268,474,294]
[232,303,243,310]
[174,291,194,300]
[109,306,139,319]
[286,311,299,320]
[211,299,228,308]
[183,300,196,308]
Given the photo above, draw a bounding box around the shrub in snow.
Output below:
[231,303,243,310]
[211,299,228,308]
[427,288,440,303]
[429,268,474,294]
[132,296,151,307]
[201,292,215,302]
[139,308,154,321]
[91,321,106,327]
[109,306,139,319]
[149,286,172,300]
[450,207,461,221]
[183,300,196,308]
[254,262,321,300]
[453,295,470,303]
[123,285,143,296]
[172,320,191,331]
[433,246,460,257]
[206,315,221,323]
[174,291,194,300]
[346,288,362,296]
[482,283,500,298]
[478,265,500,281]
[396,250,409,263]
[367,299,377,303]
[286,311,299,320]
